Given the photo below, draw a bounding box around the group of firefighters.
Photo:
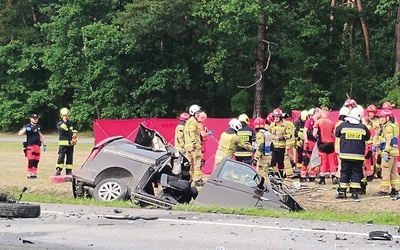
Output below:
[175,101,400,199]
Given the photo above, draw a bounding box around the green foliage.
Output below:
[231,90,253,115]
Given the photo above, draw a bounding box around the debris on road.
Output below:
[104,214,158,221]
[368,231,393,240]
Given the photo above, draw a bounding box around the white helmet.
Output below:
[308,108,315,116]
[229,118,242,132]
[356,105,364,115]
[347,106,362,121]
[189,104,201,115]
[339,106,350,116]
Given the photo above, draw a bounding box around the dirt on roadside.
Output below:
[284,177,399,214]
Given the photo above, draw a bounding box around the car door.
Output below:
[195,159,264,207]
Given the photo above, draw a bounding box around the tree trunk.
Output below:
[356,0,370,61]
[395,3,400,75]
[28,0,37,22]
[253,1,266,118]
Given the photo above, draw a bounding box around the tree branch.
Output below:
[237,40,275,89]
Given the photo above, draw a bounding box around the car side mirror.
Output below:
[253,174,265,190]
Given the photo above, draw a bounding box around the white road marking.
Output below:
[42,210,400,239]
[158,218,400,239]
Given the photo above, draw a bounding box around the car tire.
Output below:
[94,178,129,201]
[0,203,41,218]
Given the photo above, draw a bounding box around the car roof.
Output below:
[100,137,168,162]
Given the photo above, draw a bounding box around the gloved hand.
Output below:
[43,145,47,152]
[182,148,187,154]
[208,130,214,136]
[383,154,389,162]
[371,145,376,153]
[25,126,31,132]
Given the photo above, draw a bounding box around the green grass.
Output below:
[174,204,400,225]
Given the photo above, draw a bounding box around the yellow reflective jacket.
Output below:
[382,121,399,156]
[184,116,201,151]
[269,120,290,148]
[215,130,252,165]
[174,122,185,152]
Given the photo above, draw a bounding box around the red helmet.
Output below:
[379,109,392,118]
[382,101,393,110]
[272,108,283,117]
[266,113,274,124]
[344,98,357,108]
[366,104,378,115]
[179,112,190,121]
[254,117,265,129]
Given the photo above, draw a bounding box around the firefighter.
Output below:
[374,109,400,196]
[184,104,203,186]
[313,107,336,185]
[301,108,320,182]
[253,117,273,175]
[234,114,256,165]
[18,113,46,179]
[343,98,358,110]
[214,118,253,168]
[361,116,376,193]
[198,111,211,168]
[294,110,308,170]
[269,108,291,178]
[333,106,350,184]
[335,107,370,199]
[55,108,78,176]
[282,113,296,178]
[366,104,381,179]
[174,112,190,154]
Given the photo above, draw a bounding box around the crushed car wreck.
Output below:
[194,158,303,211]
[73,124,303,211]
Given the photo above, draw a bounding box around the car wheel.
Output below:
[94,178,128,201]
[0,203,41,218]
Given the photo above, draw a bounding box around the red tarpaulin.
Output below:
[93,109,400,175]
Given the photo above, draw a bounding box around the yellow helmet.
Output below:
[300,110,308,121]
[238,114,250,125]
[60,108,70,117]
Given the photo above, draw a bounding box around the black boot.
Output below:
[309,177,316,182]
[336,187,347,199]
[55,167,62,176]
[359,181,367,195]
[318,177,326,185]
[300,177,307,182]
[66,169,73,175]
[331,176,340,185]
[390,188,399,197]
[350,188,359,200]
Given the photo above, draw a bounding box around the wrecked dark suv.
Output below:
[72,124,197,208]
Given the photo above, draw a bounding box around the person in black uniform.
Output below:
[18,113,46,178]
[335,106,370,199]
[55,108,78,176]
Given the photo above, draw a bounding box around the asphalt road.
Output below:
[1,203,399,250]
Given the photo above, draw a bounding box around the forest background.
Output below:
[1,0,400,132]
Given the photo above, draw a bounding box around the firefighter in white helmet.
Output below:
[214,118,253,169]
[184,104,203,186]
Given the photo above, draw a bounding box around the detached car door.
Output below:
[195,159,265,207]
